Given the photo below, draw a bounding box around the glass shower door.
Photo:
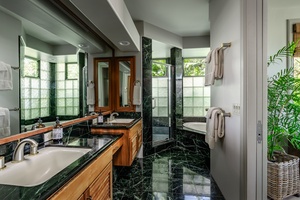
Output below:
[152,63,172,145]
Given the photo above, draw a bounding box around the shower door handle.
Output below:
[152,98,156,109]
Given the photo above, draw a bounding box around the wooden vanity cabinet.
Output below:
[91,119,143,166]
[49,144,114,200]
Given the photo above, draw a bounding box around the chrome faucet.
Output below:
[13,138,39,162]
[109,112,119,121]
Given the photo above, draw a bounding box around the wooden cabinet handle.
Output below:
[86,196,92,200]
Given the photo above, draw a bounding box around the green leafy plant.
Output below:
[267,41,300,161]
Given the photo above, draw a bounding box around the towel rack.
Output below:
[134,80,140,85]
[11,66,20,70]
[9,107,20,111]
[221,112,231,117]
[205,108,231,117]
[220,42,231,50]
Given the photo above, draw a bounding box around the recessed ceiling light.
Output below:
[119,41,130,46]
[78,43,88,48]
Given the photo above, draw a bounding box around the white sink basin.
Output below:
[0,147,91,187]
[109,118,135,123]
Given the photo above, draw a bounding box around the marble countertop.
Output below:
[91,117,142,129]
[0,133,120,200]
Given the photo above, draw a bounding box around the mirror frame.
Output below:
[94,58,112,112]
[94,56,136,112]
[115,56,136,112]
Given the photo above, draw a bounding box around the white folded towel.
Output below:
[205,47,224,86]
[0,61,13,90]
[0,107,10,137]
[205,107,225,149]
[87,81,95,105]
[133,82,141,105]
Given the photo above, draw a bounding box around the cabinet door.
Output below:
[137,128,142,150]
[130,134,137,161]
[89,162,113,200]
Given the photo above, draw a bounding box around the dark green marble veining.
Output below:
[113,143,224,200]
[142,37,153,156]
[171,47,183,128]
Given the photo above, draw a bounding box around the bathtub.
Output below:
[183,122,206,134]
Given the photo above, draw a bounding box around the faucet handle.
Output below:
[0,156,6,170]
[30,145,38,155]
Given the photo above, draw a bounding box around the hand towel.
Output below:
[133,82,141,105]
[0,61,13,90]
[205,107,224,149]
[215,48,224,79]
[87,81,95,105]
[0,107,10,137]
[205,48,219,86]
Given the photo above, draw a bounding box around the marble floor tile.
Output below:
[113,147,225,200]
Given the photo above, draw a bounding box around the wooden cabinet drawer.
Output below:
[89,162,113,200]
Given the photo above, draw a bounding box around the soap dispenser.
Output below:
[36,117,45,128]
[52,117,63,143]
[97,110,104,125]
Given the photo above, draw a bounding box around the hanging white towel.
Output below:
[87,81,95,105]
[0,107,10,137]
[133,82,141,105]
[215,48,224,79]
[205,48,219,86]
[205,107,225,149]
[205,47,225,86]
[0,61,13,90]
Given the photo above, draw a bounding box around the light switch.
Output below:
[233,103,240,115]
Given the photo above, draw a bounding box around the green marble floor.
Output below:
[113,147,225,200]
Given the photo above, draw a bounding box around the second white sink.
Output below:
[109,118,134,123]
[0,147,91,187]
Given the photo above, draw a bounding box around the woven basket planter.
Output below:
[267,152,300,200]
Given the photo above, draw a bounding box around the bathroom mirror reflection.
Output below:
[94,56,135,112]
[118,60,131,107]
[0,0,113,137]
[97,61,110,107]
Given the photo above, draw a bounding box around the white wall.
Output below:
[268,0,300,77]
[209,0,241,199]
[0,10,22,135]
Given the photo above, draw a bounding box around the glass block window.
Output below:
[66,63,79,80]
[56,63,79,116]
[152,77,169,117]
[183,58,210,117]
[23,57,39,77]
[21,59,50,120]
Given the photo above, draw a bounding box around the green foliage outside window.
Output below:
[152,59,167,77]
[183,58,205,77]
[24,57,39,78]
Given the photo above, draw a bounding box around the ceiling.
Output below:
[0,0,210,55]
[0,0,294,56]
[124,0,210,37]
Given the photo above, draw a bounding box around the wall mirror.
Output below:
[94,56,136,112]
[0,0,113,138]
[95,58,111,110]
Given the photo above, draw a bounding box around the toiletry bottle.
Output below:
[97,110,103,125]
[52,117,63,143]
[36,117,45,128]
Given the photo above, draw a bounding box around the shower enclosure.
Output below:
[152,62,174,145]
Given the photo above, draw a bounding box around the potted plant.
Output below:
[267,41,300,199]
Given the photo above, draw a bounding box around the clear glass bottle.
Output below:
[97,110,103,125]
[52,117,63,143]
